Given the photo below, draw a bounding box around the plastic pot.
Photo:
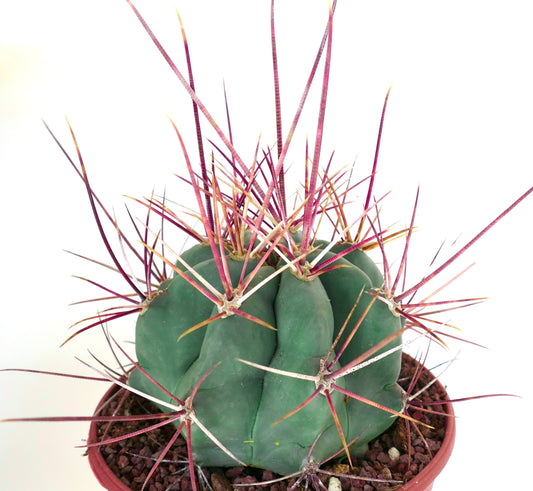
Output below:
[88,354,455,491]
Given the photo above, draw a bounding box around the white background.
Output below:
[1,1,532,489]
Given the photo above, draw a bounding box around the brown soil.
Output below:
[90,354,449,490]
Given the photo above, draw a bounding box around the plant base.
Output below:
[88,353,455,491]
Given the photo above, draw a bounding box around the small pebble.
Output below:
[388,446,401,461]
[117,455,129,469]
[378,467,392,480]
[377,451,390,464]
[211,473,232,491]
[328,476,342,491]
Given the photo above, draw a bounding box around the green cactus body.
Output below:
[320,243,404,454]
[176,265,279,465]
[172,241,219,277]
[129,240,404,475]
[331,242,385,289]
[130,248,259,403]
[251,270,345,474]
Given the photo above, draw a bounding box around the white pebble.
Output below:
[328,476,342,491]
[388,446,401,461]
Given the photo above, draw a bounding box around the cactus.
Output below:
[2,1,532,490]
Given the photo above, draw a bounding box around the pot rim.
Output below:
[398,355,455,491]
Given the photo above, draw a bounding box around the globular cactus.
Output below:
[129,238,404,475]
[4,2,531,490]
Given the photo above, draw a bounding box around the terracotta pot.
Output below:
[398,388,455,491]
[88,354,455,491]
